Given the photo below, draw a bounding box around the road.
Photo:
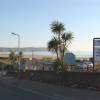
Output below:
[0,78,100,100]
[0,82,61,100]
[0,79,77,100]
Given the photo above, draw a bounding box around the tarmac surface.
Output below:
[0,77,100,100]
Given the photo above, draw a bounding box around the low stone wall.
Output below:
[14,71,100,91]
[17,71,100,83]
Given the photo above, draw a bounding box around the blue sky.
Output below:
[0,0,100,51]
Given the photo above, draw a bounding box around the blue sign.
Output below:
[64,53,76,65]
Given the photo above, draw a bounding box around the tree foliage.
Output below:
[9,51,23,70]
[48,21,74,72]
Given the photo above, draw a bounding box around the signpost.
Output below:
[93,38,100,71]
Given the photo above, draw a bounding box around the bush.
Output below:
[41,57,53,61]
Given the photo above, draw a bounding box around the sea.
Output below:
[0,51,93,59]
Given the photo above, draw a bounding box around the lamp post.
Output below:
[32,50,34,60]
[11,32,20,71]
[32,49,34,67]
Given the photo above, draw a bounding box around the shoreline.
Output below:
[0,53,92,60]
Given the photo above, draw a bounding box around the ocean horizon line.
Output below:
[0,50,93,59]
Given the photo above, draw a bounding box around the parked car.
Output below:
[76,61,93,72]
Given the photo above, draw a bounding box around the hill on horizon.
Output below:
[0,47,47,52]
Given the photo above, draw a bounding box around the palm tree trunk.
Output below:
[55,49,59,60]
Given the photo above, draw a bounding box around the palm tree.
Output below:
[51,21,65,41]
[48,21,74,72]
[17,51,23,68]
[61,32,74,61]
[50,21,65,59]
[62,32,73,43]
[18,51,23,60]
[48,37,59,60]
[9,51,16,67]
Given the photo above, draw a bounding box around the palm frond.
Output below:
[50,21,65,34]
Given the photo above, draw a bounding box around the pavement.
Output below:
[0,77,100,100]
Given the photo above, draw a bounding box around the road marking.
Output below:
[0,80,79,100]
[9,83,79,100]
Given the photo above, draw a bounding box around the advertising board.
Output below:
[93,38,100,70]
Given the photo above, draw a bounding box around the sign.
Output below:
[64,53,76,65]
[93,38,100,70]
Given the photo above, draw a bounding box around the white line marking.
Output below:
[0,80,79,100]
[9,83,79,100]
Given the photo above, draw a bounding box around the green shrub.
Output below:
[42,57,53,61]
